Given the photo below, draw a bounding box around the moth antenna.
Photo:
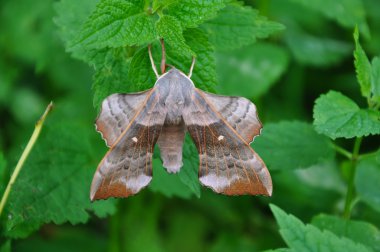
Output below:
[188,57,196,78]
[160,38,166,74]
[148,44,159,78]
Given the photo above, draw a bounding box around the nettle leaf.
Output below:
[178,135,200,197]
[72,0,156,49]
[202,4,285,51]
[289,0,369,38]
[313,91,380,139]
[166,28,217,91]
[149,159,193,199]
[92,48,134,110]
[3,109,116,238]
[129,46,157,90]
[312,214,380,252]
[371,57,380,103]
[252,121,335,171]
[294,161,345,193]
[216,43,289,98]
[270,204,372,252]
[355,150,380,213]
[354,27,372,99]
[165,0,226,28]
[156,15,194,57]
[285,28,351,67]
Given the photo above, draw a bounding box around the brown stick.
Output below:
[160,38,166,74]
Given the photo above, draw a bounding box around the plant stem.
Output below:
[358,151,378,160]
[334,144,352,159]
[343,137,362,219]
[0,102,53,217]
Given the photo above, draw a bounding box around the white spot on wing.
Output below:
[132,137,138,143]
[217,135,224,141]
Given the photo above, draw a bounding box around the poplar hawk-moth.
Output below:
[90,43,272,201]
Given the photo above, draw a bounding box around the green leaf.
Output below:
[149,159,193,199]
[294,161,345,193]
[285,28,351,67]
[270,204,372,252]
[216,43,289,98]
[289,0,369,38]
[313,91,380,139]
[354,27,372,99]
[355,150,380,213]
[312,214,380,252]
[166,28,217,91]
[165,0,226,28]
[252,121,335,171]
[3,106,116,238]
[178,136,200,198]
[155,15,194,57]
[202,4,285,51]
[128,47,157,90]
[371,57,380,103]
[92,48,134,110]
[72,0,156,49]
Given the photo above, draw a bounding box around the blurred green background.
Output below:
[1,0,380,251]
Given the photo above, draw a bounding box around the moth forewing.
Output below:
[182,89,272,196]
[90,88,166,200]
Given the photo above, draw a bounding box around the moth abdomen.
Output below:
[157,120,186,173]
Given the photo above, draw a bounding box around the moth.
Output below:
[90,41,272,201]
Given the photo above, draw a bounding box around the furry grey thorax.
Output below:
[154,68,194,125]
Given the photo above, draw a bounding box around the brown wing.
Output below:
[202,92,262,143]
[182,89,272,196]
[90,88,166,200]
[95,90,151,147]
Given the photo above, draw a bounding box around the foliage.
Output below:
[0,0,380,251]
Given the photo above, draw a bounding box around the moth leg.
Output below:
[188,57,196,78]
[160,38,166,74]
[148,44,159,78]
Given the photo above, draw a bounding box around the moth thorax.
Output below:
[165,112,183,125]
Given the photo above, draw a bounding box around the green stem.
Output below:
[358,151,378,160]
[0,102,53,217]
[343,137,362,219]
[334,144,352,160]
